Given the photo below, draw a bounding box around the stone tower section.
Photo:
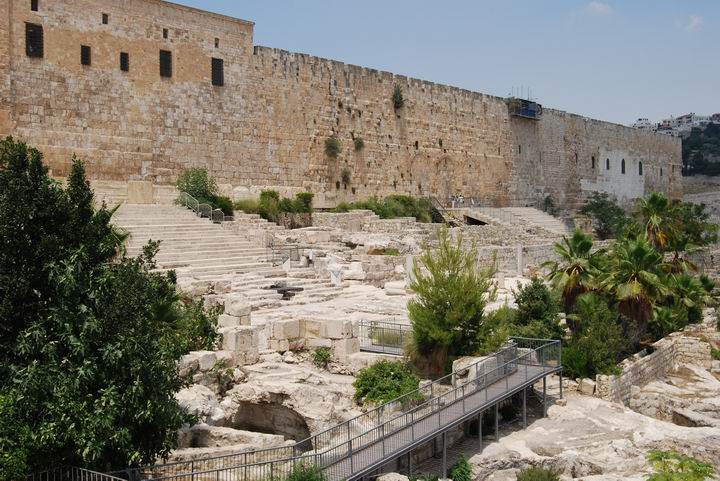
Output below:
[0,0,681,206]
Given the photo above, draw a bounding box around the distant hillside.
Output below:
[683,122,720,175]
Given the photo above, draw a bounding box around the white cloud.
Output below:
[685,15,703,32]
[586,2,612,16]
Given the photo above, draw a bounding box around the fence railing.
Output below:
[266,237,300,266]
[110,337,561,481]
[28,467,125,481]
[176,192,218,223]
[358,320,412,356]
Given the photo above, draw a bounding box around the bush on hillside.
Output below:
[324,137,341,159]
[512,279,564,340]
[516,466,560,481]
[450,456,472,481]
[286,463,327,481]
[175,167,233,216]
[334,195,436,223]
[352,360,420,405]
[579,192,631,240]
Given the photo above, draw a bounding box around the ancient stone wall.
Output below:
[595,333,711,405]
[0,0,681,208]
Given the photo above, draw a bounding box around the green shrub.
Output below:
[392,83,405,109]
[711,346,720,361]
[353,360,420,405]
[647,450,715,481]
[450,455,472,481]
[286,463,327,481]
[332,195,436,223]
[295,192,314,213]
[542,195,559,217]
[172,299,221,355]
[325,137,341,159]
[213,195,234,216]
[579,192,632,240]
[259,189,281,223]
[354,137,365,152]
[234,198,260,214]
[563,293,626,379]
[512,279,564,340]
[477,306,516,355]
[341,168,352,185]
[312,347,332,369]
[176,167,218,200]
[516,466,560,481]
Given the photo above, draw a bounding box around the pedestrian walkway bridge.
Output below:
[112,337,562,481]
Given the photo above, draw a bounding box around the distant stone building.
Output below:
[0,0,682,207]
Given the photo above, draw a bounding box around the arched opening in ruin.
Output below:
[232,401,312,445]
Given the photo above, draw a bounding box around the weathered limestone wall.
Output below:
[510,110,682,209]
[0,0,681,207]
[595,333,711,405]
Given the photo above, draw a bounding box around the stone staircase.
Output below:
[113,204,343,311]
[461,207,570,236]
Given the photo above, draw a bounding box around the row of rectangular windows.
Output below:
[24,23,224,86]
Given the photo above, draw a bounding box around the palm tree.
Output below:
[637,193,674,251]
[542,229,605,329]
[665,273,715,325]
[601,236,667,344]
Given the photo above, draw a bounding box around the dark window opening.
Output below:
[518,144,522,155]
[414,141,418,150]
[574,152,578,163]
[102,13,108,24]
[639,161,643,176]
[497,146,500,155]
[591,156,595,169]
[80,45,91,66]
[606,158,610,170]
[159,50,172,77]
[211,57,224,86]
[438,139,443,148]
[162,28,168,39]
[120,52,129,72]
[25,23,43,58]
[660,167,663,177]
[214,38,220,48]
[621,158,626,174]
[31,0,38,11]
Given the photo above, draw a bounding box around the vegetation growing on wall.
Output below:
[392,83,405,110]
[333,195,437,223]
[341,168,352,185]
[516,466,560,481]
[354,137,365,152]
[325,137,342,159]
[0,138,220,479]
[175,167,234,216]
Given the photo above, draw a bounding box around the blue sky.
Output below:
[175,0,719,125]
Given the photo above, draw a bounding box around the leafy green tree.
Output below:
[511,279,564,340]
[543,229,605,322]
[392,83,405,109]
[449,455,472,481]
[579,192,632,240]
[647,450,715,481]
[563,293,627,378]
[601,236,667,345]
[637,192,674,251]
[408,228,496,375]
[0,137,218,478]
[175,167,218,201]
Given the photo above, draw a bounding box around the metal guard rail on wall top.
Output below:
[28,466,125,481]
[111,337,561,481]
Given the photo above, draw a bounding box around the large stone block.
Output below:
[127,181,153,204]
[332,338,360,363]
[272,319,300,340]
[225,294,252,318]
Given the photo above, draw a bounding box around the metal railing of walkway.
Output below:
[358,320,412,356]
[111,337,561,481]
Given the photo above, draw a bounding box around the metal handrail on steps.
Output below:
[110,337,561,481]
[177,192,223,224]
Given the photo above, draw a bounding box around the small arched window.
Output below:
[639,161,643,176]
[606,158,610,170]
[660,167,663,177]
[591,156,595,169]
[621,158,626,174]
[574,152,578,163]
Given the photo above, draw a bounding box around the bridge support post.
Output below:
[408,451,413,477]
[478,412,483,450]
[522,387,527,428]
[442,432,447,480]
[559,371,564,399]
[495,404,499,441]
[542,376,547,418]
